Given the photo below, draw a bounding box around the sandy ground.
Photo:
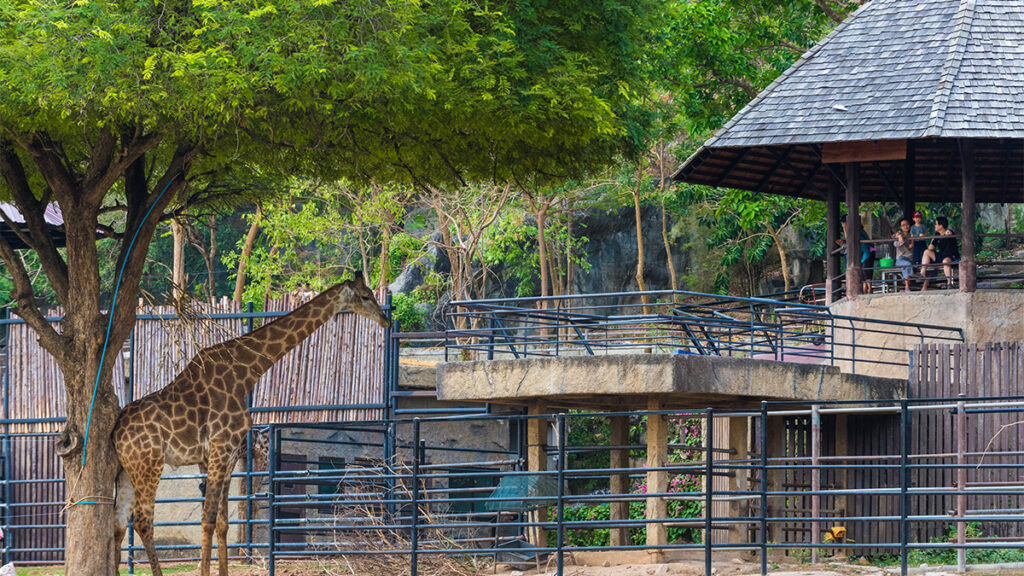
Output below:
[16,558,1024,576]
[80,559,1024,576]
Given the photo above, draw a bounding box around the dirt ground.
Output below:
[22,559,1016,576]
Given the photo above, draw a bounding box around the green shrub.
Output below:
[391,292,427,332]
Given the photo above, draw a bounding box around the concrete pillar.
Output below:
[527,402,548,549]
[609,415,630,547]
[728,416,750,544]
[646,398,668,550]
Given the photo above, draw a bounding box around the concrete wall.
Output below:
[830,290,1024,379]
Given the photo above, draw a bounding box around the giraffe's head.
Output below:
[332,275,391,328]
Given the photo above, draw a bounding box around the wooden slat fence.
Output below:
[5,295,386,431]
[906,341,1024,544]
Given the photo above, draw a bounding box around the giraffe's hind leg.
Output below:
[126,463,164,576]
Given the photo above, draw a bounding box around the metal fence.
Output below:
[1,395,1023,573]
[444,290,964,375]
[255,399,1024,576]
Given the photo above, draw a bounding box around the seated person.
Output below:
[892,217,915,291]
[920,216,959,291]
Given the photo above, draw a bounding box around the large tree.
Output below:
[0,0,659,572]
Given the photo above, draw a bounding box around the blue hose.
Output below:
[81,176,178,467]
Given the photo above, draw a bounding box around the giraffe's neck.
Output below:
[234,285,344,381]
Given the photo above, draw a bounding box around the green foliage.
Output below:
[860,523,1024,567]
[0,0,661,190]
[662,0,856,139]
[390,292,427,332]
[482,214,541,298]
[224,182,359,302]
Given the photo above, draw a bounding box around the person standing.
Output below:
[911,211,928,265]
[893,217,915,292]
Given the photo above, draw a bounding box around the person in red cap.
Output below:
[911,211,927,266]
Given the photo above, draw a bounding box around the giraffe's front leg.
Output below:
[216,457,237,576]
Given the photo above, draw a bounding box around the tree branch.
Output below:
[106,143,198,347]
[84,130,165,204]
[813,0,844,24]
[0,139,71,305]
[26,134,78,202]
[0,233,67,360]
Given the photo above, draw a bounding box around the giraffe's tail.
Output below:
[114,466,135,536]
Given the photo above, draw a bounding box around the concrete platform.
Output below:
[436,353,905,410]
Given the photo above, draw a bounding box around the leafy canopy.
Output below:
[0,0,660,188]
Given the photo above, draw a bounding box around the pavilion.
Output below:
[673,0,1023,302]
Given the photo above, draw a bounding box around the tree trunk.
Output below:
[660,195,677,292]
[565,205,574,295]
[233,209,261,303]
[206,216,216,301]
[765,225,791,293]
[536,210,549,300]
[632,185,650,314]
[59,361,123,576]
[172,219,186,300]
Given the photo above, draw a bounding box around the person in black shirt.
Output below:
[920,216,959,291]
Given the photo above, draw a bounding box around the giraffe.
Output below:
[112,276,389,576]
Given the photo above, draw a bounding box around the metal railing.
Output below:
[443,290,964,374]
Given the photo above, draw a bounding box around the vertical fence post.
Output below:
[1,308,9,567]
[705,408,714,576]
[127,328,136,573]
[956,395,967,572]
[850,320,857,374]
[411,418,421,576]
[759,401,768,576]
[244,301,255,565]
[383,294,393,415]
[749,303,755,358]
[899,399,909,576]
[267,426,278,576]
[811,404,821,564]
[487,315,495,361]
[556,414,567,575]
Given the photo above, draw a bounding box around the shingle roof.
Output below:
[673,0,1024,203]
[0,203,66,250]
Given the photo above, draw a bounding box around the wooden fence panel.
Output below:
[908,341,1024,544]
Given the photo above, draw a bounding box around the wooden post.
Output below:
[527,402,548,550]
[646,398,668,551]
[728,416,750,544]
[960,140,977,292]
[844,163,862,299]
[609,415,630,547]
[826,178,841,305]
[902,140,916,219]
